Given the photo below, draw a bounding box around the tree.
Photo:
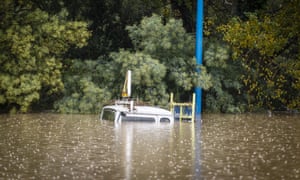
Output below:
[168,0,196,32]
[54,59,112,114]
[56,14,212,112]
[110,50,169,106]
[203,41,246,113]
[61,0,166,59]
[195,0,253,113]
[113,14,212,104]
[219,0,300,111]
[0,0,90,112]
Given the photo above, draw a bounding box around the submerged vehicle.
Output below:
[100,70,174,123]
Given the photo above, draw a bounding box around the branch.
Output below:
[224,0,232,6]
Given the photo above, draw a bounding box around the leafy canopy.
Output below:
[0,0,90,112]
[113,14,212,104]
[54,59,111,114]
[218,0,300,111]
[126,14,212,93]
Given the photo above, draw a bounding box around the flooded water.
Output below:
[0,113,299,179]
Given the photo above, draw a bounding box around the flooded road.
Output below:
[0,113,299,179]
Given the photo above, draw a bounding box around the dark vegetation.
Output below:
[0,0,299,113]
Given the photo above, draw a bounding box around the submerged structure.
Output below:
[100,70,174,123]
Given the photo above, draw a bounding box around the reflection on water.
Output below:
[0,113,299,179]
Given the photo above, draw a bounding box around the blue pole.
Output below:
[195,0,203,122]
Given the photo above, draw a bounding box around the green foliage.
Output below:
[126,14,212,96]
[6,0,297,114]
[54,59,111,114]
[107,14,212,106]
[110,50,169,106]
[203,41,246,113]
[57,14,211,112]
[218,0,300,111]
[0,0,90,112]
[55,78,111,114]
[50,0,166,59]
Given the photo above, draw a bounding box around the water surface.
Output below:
[0,113,299,179]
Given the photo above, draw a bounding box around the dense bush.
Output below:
[54,59,112,114]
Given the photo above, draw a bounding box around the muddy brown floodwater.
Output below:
[0,113,299,179]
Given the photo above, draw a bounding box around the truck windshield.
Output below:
[102,109,115,121]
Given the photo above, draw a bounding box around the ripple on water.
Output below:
[0,113,299,179]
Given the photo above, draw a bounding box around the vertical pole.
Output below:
[179,106,183,122]
[170,93,174,113]
[195,0,203,122]
[192,93,195,122]
[127,70,132,97]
